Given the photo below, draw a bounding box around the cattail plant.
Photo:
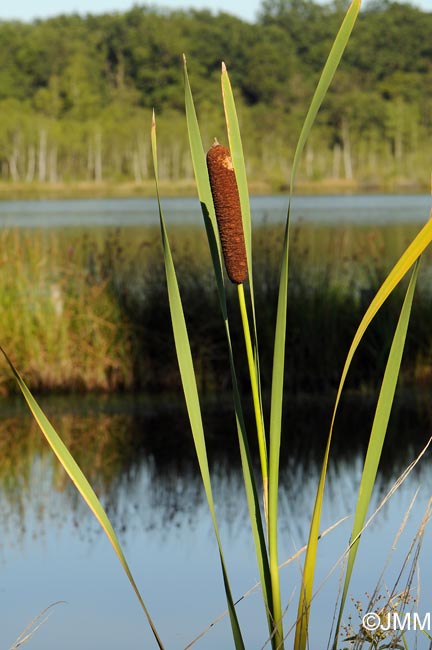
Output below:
[206,138,248,284]
[7,3,432,650]
[207,137,269,532]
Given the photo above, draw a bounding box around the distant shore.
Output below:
[0,178,428,201]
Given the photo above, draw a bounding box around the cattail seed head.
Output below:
[206,139,248,284]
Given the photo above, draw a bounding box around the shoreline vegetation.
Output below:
[0,178,430,201]
[1,224,432,397]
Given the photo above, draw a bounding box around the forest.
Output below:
[0,0,431,192]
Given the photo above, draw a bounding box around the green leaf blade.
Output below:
[221,62,253,281]
[152,111,245,650]
[290,0,361,190]
[0,345,165,650]
[334,259,421,644]
[296,217,432,650]
[183,59,275,645]
[285,4,363,648]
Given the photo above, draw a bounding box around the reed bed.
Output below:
[0,230,133,393]
[0,225,431,395]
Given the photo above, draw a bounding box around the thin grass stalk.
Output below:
[227,339,275,640]
[185,517,349,650]
[353,488,420,648]
[183,57,276,646]
[289,442,432,642]
[151,111,245,650]
[283,441,431,648]
[10,602,66,650]
[350,497,432,650]
[332,259,421,646]
[237,282,268,526]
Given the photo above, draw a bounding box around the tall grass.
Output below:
[3,0,432,648]
[2,224,432,395]
[0,230,133,393]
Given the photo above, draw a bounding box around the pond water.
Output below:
[1,194,432,650]
[0,193,429,228]
[2,390,432,650]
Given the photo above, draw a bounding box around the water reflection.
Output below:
[2,391,432,650]
[1,390,431,546]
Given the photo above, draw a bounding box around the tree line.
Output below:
[0,0,431,190]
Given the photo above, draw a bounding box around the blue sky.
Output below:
[0,0,430,23]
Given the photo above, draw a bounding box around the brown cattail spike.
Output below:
[206,140,248,284]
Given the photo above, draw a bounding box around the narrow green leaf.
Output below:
[267,213,289,646]
[221,64,269,542]
[221,63,253,288]
[183,58,275,643]
[297,216,432,650]
[221,63,266,428]
[152,111,245,650]
[0,345,164,650]
[290,0,361,190]
[270,3,362,648]
[334,260,420,644]
[220,62,263,399]
[183,54,225,306]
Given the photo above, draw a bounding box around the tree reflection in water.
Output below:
[1,389,431,545]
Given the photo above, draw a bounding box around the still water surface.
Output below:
[1,391,432,650]
[1,194,432,650]
[0,193,429,228]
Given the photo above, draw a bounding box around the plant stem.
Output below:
[237,282,268,529]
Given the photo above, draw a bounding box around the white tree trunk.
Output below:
[8,134,20,181]
[38,128,48,182]
[26,145,36,182]
[94,129,103,182]
[49,145,58,183]
[342,118,353,180]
